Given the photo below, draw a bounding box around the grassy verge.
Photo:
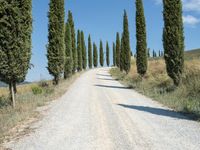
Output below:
[0,72,82,144]
[110,59,200,120]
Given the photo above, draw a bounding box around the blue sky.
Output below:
[27,0,200,81]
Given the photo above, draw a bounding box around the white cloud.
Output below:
[153,0,200,12]
[152,0,200,26]
[183,15,200,25]
[153,0,162,5]
[183,0,200,12]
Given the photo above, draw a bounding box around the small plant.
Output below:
[44,87,54,95]
[31,86,43,95]
[0,96,9,108]
[39,81,49,88]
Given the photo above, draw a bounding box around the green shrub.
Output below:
[38,81,49,88]
[44,87,54,95]
[0,96,9,108]
[31,86,43,95]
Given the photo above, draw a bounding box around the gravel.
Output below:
[4,68,200,150]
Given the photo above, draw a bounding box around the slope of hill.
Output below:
[185,48,200,60]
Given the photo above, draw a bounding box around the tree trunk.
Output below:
[9,82,16,108]
[14,82,17,94]
[53,76,59,85]
[64,73,67,80]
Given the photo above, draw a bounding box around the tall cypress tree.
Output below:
[77,30,82,71]
[0,0,32,107]
[121,11,131,74]
[99,40,104,67]
[67,11,77,73]
[15,0,32,93]
[163,0,184,86]
[47,0,65,85]
[113,43,116,66]
[106,42,110,67]
[120,34,124,71]
[147,48,150,58]
[116,32,121,68]
[81,31,87,70]
[136,0,147,77]
[64,23,73,79]
[88,35,92,68]
[93,43,98,68]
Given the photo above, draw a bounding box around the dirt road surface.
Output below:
[4,68,200,150]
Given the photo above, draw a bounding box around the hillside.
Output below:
[185,48,200,60]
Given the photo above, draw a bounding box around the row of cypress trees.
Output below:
[113,11,131,74]
[0,0,32,107]
[47,0,88,85]
[135,0,184,86]
[114,0,184,87]
[47,0,113,86]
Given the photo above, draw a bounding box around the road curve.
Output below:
[5,68,200,150]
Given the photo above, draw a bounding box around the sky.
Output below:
[27,0,200,82]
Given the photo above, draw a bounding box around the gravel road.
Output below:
[5,68,200,150]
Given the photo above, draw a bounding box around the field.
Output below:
[110,49,200,120]
[185,48,200,60]
[0,73,82,144]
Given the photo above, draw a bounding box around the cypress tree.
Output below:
[163,0,184,86]
[99,40,104,67]
[116,32,121,68]
[67,11,77,73]
[121,11,131,74]
[161,51,164,57]
[64,23,73,79]
[120,34,124,71]
[47,0,65,85]
[113,43,116,66]
[88,35,92,68]
[148,48,150,58]
[152,50,155,58]
[93,43,98,67]
[0,0,32,107]
[130,51,133,57]
[77,30,82,71]
[136,0,147,77]
[15,0,32,93]
[81,31,87,70]
[106,42,110,67]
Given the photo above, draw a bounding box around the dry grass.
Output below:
[0,83,37,97]
[185,49,200,60]
[0,72,82,144]
[110,58,200,120]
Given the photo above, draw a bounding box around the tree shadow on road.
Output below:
[96,74,111,77]
[117,104,193,120]
[95,84,131,89]
[97,78,116,81]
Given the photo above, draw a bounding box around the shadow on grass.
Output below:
[118,104,193,121]
[95,84,131,90]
